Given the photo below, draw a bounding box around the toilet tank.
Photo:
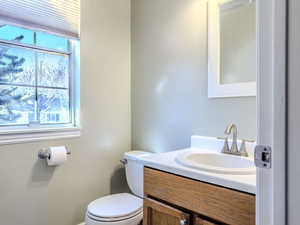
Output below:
[123,151,151,198]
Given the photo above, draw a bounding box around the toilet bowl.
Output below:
[85,151,150,225]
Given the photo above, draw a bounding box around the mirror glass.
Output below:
[219,1,256,85]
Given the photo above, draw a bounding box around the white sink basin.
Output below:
[176,152,256,175]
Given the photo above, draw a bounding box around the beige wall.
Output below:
[131,0,257,152]
[0,1,131,225]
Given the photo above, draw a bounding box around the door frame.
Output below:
[256,0,287,225]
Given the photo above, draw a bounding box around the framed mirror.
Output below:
[208,0,256,98]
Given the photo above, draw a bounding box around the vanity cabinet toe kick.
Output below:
[143,167,255,225]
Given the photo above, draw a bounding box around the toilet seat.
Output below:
[87,193,143,222]
[87,209,142,222]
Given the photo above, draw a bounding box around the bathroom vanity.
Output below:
[143,167,255,225]
[138,136,256,225]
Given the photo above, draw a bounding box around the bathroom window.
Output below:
[0,24,80,141]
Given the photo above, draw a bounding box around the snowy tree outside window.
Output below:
[0,24,75,127]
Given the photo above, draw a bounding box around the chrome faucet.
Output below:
[218,124,254,157]
[224,123,239,154]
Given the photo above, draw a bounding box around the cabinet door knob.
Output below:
[180,219,187,225]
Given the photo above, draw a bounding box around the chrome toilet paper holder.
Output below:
[38,147,71,159]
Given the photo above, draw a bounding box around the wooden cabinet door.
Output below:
[143,197,190,225]
[193,216,219,225]
[144,167,255,225]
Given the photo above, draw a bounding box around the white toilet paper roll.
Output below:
[47,146,67,166]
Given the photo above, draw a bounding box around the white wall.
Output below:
[0,1,131,225]
[131,0,256,152]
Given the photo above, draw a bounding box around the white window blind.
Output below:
[0,0,80,38]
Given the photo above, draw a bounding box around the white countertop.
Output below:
[137,136,256,194]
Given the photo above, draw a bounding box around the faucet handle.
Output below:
[242,139,255,143]
[217,136,226,140]
[239,139,255,157]
[217,137,230,153]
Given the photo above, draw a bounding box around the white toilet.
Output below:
[85,151,150,225]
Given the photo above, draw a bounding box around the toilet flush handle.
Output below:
[120,159,127,165]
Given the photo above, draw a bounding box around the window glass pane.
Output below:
[0,25,34,45]
[0,45,35,85]
[36,32,69,51]
[37,52,69,88]
[0,24,75,128]
[38,88,70,124]
[0,85,35,125]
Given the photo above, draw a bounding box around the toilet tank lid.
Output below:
[124,151,151,160]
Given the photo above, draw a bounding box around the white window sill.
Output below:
[0,127,81,145]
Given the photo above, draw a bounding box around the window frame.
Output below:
[0,24,80,144]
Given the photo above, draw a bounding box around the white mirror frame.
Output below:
[208,0,256,98]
